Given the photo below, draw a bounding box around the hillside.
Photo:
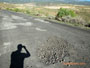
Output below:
[0,2,90,29]
[0,0,90,5]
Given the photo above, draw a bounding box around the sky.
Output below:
[80,0,90,1]
[0,0,90,1]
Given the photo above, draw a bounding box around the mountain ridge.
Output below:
[0,0,90,5]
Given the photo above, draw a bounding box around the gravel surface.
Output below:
[0,10,90,68]
[37,36,71,65]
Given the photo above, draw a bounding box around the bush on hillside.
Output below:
[55,8,76,20]
[26,10,30,14]
[6,8,21,12]
[13,8,21,12]
[55,8,86,26]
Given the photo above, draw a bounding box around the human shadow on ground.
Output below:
[10,44,31,68]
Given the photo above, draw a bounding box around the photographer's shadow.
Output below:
[10,44,31,68]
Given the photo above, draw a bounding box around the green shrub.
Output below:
[13,8,20,12]
[6,8,13,11]
[56,8,76,19]
[6,8,10,10]
[26,10,30,14]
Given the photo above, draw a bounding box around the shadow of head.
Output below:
[10,44,31,68]
[17,44,23,52]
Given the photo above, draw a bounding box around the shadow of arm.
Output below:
[24,47,31,57]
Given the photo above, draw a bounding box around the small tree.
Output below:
[56,8,76,19]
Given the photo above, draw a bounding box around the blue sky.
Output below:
[80,0,90,1]
[0,0,90,1]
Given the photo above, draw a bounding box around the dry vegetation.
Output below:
[0,2,90,28]
[0,2,15,9]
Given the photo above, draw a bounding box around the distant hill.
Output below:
[0,0,90,5]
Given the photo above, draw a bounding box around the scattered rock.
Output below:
[37,36,71,65]
[48,16,54,19]
[85,23,90,27]
[35,14,41,16]
[56,16,86,26]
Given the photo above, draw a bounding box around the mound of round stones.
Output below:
[37,36,71,65]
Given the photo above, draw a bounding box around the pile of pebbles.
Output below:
[37,36,71,65]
